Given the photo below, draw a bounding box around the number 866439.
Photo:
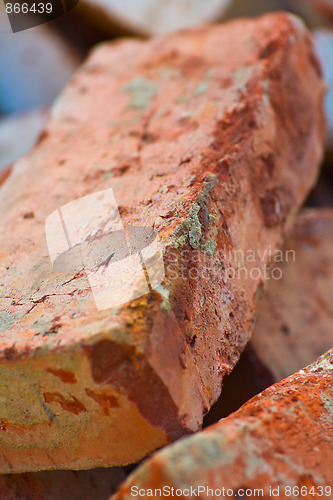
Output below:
[5,3,53,14]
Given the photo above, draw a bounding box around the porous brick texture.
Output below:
[251,207,333,381]
[0,13,326,471]
[113,350,333,500]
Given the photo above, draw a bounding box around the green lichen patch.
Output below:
[202,238,217,256]
[320,391,333,420]
[175,95,188,104]
[174,233,188,248]
[103,171,112,181]
[199,176,216,207]
[172,177,218,252]
[0,311,21,332]
[124,78,158,110]
[186,203,202,250]
[194,82,209,97]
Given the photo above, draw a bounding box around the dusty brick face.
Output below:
[113,350,333,500]
[0,13,326,471]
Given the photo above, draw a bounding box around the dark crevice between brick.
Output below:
[203,343,276,427]
[306,152,333,207]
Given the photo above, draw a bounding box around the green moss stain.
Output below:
[0,311,21,332]
[199,178,217,254]
[103,171,112,181]
[194,82,209,97]
[199,176,216,206]
[124,78,158,110]
[320,391,333,420]
[202,238,217,256]
[173,177,218,253]
[174,233,188,248]
[160,68,180,81]
[186,203,202,250]
[202,214,217,255]
[176,95,188,104]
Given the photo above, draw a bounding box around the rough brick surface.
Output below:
[0,13,326,472]
[113,350,333,500]
[251,208,333,382]
[0,467,124,500]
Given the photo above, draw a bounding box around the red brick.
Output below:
[113,350,333,500]
[0,13,326,471]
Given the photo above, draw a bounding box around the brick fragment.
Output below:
[0,13,326,471]
[113,350,333,500]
